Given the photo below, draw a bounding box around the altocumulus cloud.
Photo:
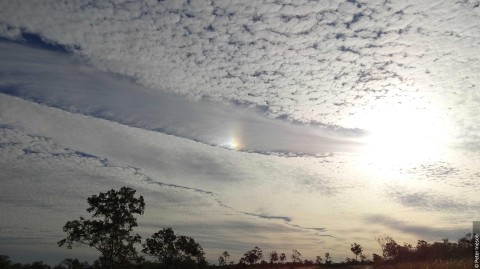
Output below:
[0,0,478,142]
[1,0,480,264]
[385,185,480,213]
[0,41,363,156]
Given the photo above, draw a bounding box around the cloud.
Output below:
[0,0,479,264]
[244,213,292,222]
[385,185,480,213]
[0,123,336,262]
[364,214,468,240]
[0,0,477,135]
[0,95,346,262]
[0,124,330,232]
[0,41,363,156]
[1,0,478,154]
[404,162,459,181]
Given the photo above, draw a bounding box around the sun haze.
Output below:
[0,0,478,265]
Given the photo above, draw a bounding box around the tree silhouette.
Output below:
[221,251,230,265]
[218,256,225,266]
[375,234,474,263]
[325,252,332,265]
[315,255,323,264]
[142,227,205,267]
[291,249,302,264]
[279,253,286,264]
[24,261,51,269]
[0,255,12,268]
[58,187,145,269]
[376,236,399,261]
[350,243,363,261]
[242,246,263,265]
[0,255,21,269]
[54,258,90,269]
[269,250,278,264]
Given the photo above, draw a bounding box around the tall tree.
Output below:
[325,252,332,265]
[58,187,145,269]
[315,255,323,264]
[142,227,205,267]
[221,251,230,265]
[269,250,279,264]
[279,253,286,264]
[242,246,263,265]
[218,256,226,266]
[350,243,363,261]
[291,249,302,264]
[376,236,400,261]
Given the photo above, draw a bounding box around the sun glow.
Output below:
[221,136,242,150]
[357,101,451,177]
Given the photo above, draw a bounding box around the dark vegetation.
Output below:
[0,187,474,269]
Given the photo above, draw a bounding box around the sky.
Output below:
[0,0,479,265]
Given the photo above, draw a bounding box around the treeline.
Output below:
[214,232,474,267]
[0,256,86,269]
[373,234,474,265]
[0,187,474,269]
[0,255,204,269]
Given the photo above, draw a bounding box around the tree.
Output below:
[242,246,263,265]
[350,243,363,261]
[238,257,246,265]
[58,187,145,269]
[53,259,90,269]
[325,252,332,265]
[218,256,225,266]
[0,255,12,268]
[279,253,286,264]
[291,249,302,264]
[376,236,400,261]
[303,259,314,265]
[142,227,205,267]
[315,255,323,264]
[221,251,230,265]
[269,250,279,264]
[54,259,90,269]
[372,253,384,264]
[22,261,51,269]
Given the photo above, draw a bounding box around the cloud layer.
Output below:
[0,94,346,262]
[0,0,479,264]
[0,42,363,156]
[0,0,478,141]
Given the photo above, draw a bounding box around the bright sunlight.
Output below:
[357,100,451,177]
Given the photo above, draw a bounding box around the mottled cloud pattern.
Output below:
[0,0,479,265]
[0,42,362,156]
[0,0,478,147]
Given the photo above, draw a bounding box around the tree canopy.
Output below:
[4,186,471,269]
[57,187,145,269]
[241,246,263,265]
[350,243,363,261]
[142,227,206,268]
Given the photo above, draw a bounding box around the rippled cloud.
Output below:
[0,41,363,156]
[1,0,478,138]
[0,0,479,264]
